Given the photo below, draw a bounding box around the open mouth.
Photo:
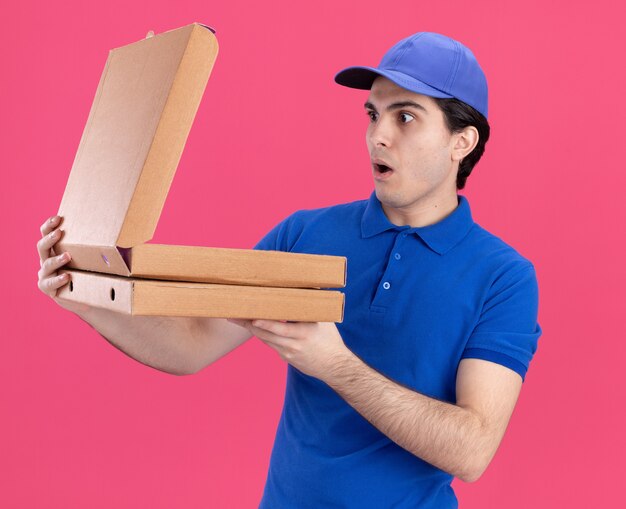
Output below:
[373,161,395,178]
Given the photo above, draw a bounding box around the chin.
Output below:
[375,187,412,208]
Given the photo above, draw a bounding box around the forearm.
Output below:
[324,351,491,482]
[236,319,513,482]
[58,299,199,376]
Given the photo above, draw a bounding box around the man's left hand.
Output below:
[226,319,351,381]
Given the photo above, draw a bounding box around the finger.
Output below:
[39,252,72,278]
[250,326,294,348]
[37,228,64,264]
[257,337,295,363]
[226,320,293,349]
[227,318,252,328]
[251,319,303,338]
[40,215,62,236]
[38,272,70,297]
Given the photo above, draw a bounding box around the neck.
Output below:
[381,192,459,228]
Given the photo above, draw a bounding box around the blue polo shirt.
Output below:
[253,191,542,509]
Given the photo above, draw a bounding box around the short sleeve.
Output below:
[253,220,283,252]
[461,263,542,382]
[252,211,301,253]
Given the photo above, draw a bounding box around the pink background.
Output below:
[2,0,624,507]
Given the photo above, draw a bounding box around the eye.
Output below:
[399,112,414,124]
[366,110,378,122]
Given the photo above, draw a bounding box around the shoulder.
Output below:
[254,197,368,253]
[459,221,539,307]
[467,221,536,278]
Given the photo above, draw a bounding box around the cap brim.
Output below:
[334,66,453,99]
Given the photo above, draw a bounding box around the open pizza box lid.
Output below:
[56,23,346,289]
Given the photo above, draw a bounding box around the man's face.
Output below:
[365,76,459,222]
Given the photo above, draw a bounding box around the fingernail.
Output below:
[50,216,58,224]
[59,273,68,280]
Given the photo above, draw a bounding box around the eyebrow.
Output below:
[364,100,428,114]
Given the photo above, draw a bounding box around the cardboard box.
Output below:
[57,269,345,322]
[55,23,346,321]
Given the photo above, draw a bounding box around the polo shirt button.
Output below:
[394,253,401,260]
[382,281,391,290]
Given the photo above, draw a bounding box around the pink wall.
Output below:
[2,0,624,507]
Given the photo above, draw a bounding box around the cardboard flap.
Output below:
[57,23,218,267]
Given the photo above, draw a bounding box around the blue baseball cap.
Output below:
[334,32,489,119]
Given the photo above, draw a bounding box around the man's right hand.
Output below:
[37,215,72,298]
[36,214,89,315]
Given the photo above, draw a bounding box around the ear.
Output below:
[451,126,479,163]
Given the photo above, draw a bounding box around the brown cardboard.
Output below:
[53,23,346,321]
[55,22,347,291]
[125,244,346,288]
[57,23,217,275]
[57,270,345,322]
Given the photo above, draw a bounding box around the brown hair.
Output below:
[433,98,491,190]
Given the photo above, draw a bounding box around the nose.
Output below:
[368,115,392,148]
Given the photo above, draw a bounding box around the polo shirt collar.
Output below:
[361,190,474,255]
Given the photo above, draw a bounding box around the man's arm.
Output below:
[228,319,522,483]
[324,354,522,483]
[69,304,254,375]
[38,215,253,376]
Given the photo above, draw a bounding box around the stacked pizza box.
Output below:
[56,23,346,323]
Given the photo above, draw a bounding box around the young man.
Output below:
[229,32,542,508]
[38,32,541,508]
